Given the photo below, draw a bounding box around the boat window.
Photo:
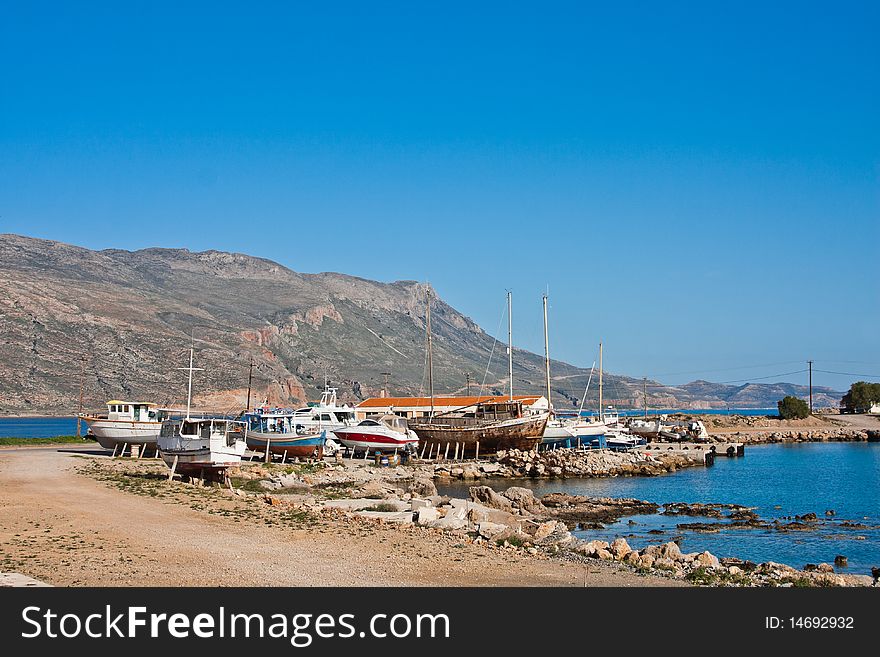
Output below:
[360,420,380,426]
[320,414,332,421]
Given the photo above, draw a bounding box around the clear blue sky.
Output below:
[1,1,878,391]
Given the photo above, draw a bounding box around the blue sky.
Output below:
[1,1,877,391]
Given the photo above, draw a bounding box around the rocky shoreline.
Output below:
[231,459,875,587]
[433,448,705,480]
[708,428,879,444]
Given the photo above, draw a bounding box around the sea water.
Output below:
[0,416,78,438]
[438,442,880,574]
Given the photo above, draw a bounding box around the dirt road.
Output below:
[0,446,680,587]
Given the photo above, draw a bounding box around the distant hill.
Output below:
[0,234,842,414]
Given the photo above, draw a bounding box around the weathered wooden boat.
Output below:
[409,401,549,456]
[243,409,327,459]
[80,400,174,450]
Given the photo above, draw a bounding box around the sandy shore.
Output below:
[0,445,682,587]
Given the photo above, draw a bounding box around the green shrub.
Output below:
[777,396,810,419]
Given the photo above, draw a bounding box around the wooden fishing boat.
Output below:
[243,408,327,459]
[158,416,248,473]
[80,400,172,450]
[409,401,548,456]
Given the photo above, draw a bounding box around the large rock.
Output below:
[533,521,558,541]
[416,507,441,525]
[469,486,513,512]
[503,487,545,514]
[695,551,720,568]
[407,477,437,498]
[610,538,633,559]
[659,542,682,561]
[477,522,511,539]
[428,516,468,531]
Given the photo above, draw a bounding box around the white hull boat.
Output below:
[80,401,174,450]
[158,417,248,473]
[333,414,419,452]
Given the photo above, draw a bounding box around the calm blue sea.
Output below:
[0,416,79,438]
[438,443,880,574]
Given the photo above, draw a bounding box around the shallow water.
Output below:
[437,443,880,574]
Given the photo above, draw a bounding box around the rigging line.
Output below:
[813,370,880,379]
[711,369,809,384]
[478,300,508,399]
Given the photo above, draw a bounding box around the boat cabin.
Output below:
[160,418,246,441]
[105,400,159,422]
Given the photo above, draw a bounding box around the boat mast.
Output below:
[507,291,513,401]
[246,357,254,412]
[542,293,551,412]
[176,333,203,421]
[598,341,603,423]
[426,287,434,418]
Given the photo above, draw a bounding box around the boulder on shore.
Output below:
[469,485,514,512]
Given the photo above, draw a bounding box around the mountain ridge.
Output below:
[0,234,842,414]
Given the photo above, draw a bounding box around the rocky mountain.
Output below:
[0,234,842,415]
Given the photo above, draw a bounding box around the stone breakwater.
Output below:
[434,448,705,480]
[709,428,879,444]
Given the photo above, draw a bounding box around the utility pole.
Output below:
[643,377,648,419]
[381,372,392,398]
[245,357,254,411]
[77,357,85,438]
[808,360,813,414]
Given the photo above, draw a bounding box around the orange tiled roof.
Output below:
[357,395,542,408]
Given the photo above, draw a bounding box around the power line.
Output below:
[647,360,805,378]
[813,369,880,379]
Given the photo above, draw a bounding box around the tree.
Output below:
[841,382,880,413]
[778,395,810,419]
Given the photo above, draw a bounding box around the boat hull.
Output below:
[332,428,419,452]
[246,431,325,459]
[82,417,161,450]
[410,413,548,455]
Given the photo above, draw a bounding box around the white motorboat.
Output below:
[333,414,419,453]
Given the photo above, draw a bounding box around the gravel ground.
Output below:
[0,446,683,587]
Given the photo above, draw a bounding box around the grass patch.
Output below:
[686,566,753,587]
[0,436,95,446]
[496,535,526,548]
[363,502,400,513]
[229,477,272,493]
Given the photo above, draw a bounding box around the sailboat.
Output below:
[538,295,608,449]
[157,345,248,476]
[408,290,549,456]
